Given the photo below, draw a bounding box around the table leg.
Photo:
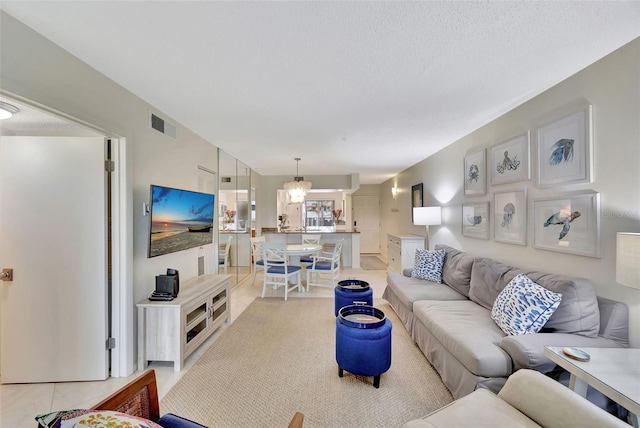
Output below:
[569,374,588,397]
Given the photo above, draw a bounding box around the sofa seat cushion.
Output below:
[413,300,512,377]
[469,257,600,337]
[403,388,540,428]
[386,273,467,310]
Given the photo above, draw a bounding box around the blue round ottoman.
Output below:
[336,305,392,388]
[334,279,373,316]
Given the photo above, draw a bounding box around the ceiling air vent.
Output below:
[150,113,177,139]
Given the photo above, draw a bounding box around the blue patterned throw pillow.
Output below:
[411,249,446,283]
[491,273,562,336]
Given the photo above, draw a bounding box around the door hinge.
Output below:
[105,160,115,172]
[106,337,116,350]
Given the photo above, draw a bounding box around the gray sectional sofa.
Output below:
[382,244,630,399]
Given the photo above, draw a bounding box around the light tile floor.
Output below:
[1,263,388,428]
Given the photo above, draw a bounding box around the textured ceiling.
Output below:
[1,1,639,184]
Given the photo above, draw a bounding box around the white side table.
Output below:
[544,346,640,427]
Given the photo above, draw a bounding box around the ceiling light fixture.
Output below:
[0,101,20,120]
[283,157,312,204]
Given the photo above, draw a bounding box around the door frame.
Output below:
[0,92,133,378]
[109,135,132,377]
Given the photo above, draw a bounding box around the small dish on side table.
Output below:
[563,347,591,362]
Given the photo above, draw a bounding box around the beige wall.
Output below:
[381,38,640,347]
[1,12,219,374]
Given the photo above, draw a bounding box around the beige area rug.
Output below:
[360,255,388,270]
[161,298,453,428]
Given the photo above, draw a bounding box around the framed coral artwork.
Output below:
[494,189,527,245]
[490,132,530,185]
[462,201,490,240]
[464,148,486,196]
[537,106,592,187]
[533,192,600,258]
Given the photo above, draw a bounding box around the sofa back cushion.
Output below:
[469,257,600,337]
[526,271,600,337]
[468,257,519,309]
[434,244,474,297]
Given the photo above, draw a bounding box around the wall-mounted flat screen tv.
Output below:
[148,184,215,258]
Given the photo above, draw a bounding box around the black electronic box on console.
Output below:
[149,268,180,301]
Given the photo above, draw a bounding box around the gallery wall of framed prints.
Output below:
[461,103,598,257]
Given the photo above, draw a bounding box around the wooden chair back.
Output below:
[92,369,160,421]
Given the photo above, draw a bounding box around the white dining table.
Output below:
[285,244,323,290]
[285,243,323,257]
[285,243,323,265]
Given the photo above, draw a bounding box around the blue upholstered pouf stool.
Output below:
[334,279,373,316]
[336,305,392,388]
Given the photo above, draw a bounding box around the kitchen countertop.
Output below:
[262,228,359,234]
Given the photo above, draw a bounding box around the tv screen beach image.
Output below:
[149,185,215,258]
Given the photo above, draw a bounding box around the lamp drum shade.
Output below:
[413,206,442,226]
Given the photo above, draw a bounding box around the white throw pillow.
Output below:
[411,249,445,283]
[491,273,562,336]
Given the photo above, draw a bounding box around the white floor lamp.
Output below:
[413,206,442,250]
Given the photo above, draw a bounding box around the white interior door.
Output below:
[353,195,380,253]
[0,136,109,383]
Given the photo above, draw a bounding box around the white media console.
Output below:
[137,274,231,371]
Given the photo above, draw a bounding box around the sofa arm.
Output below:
[499,369,628,427]
[597,296,629,346]
[500,333,623,372]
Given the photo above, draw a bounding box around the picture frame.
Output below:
[490,132,530,185]
[462,201,490,240]
[494,189,527,245]
[537,106,592,187]
[411,183,423,222]
[533,192,600,258]
[464,148,486,196]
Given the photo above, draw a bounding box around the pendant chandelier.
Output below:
[283,157,312,203]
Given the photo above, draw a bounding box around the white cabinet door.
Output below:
[0,136,108,383]
[387,234,424,273]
